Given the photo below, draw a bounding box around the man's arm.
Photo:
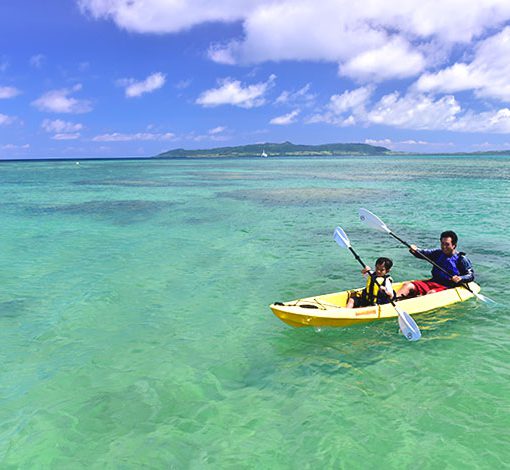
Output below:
[410,247,440,261]
[457,255,475,283]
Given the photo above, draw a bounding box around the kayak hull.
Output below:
[270,281,480,328]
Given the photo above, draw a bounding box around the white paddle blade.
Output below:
[333,227,351,249]
[473,291,497,305]
[359,208,391,234]
[395,307,421,341]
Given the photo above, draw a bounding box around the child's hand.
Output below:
[379,286,394,298]
[361,266,371,276]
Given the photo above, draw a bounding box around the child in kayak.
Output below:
[346,257,395,308]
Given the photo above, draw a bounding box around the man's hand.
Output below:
[409,244,418,253]
[451,275,462,283]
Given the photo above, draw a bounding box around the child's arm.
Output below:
[381,277,395,299]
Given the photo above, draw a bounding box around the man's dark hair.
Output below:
[440,230,458,245]
[376,257,393,270]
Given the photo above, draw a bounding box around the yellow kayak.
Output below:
[270,281,480,328]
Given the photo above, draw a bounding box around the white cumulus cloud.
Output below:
[339,37,426,81]
[78,0,255,33]
[32,84,92,113]
[196,75,275,108]
[308,87,373,126]
[415,26,510,102]
[118,72,166,98]
[367,93,461,129]
[79,0,510,83]
[311,88,510,134]
[270,109,300,125]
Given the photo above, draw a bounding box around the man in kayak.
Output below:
[346,257,395,308]
[397,230,475,298]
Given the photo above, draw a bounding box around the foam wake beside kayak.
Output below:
[270,281,480,328]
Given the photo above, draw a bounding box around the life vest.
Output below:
[362,272,394,305]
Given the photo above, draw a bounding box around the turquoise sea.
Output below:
[0,155,509,468]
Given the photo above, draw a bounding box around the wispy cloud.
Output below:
[117,72,166,98]
[0,113,16,126]
[52,133,81,140]
[270,109,300,125]
[0,57,8,72]
[29,54,46,68]
[196,75,276,108]
[471,141,510,150]
[92,132,175,142]
[1,143,30,150]
[32,84,92,113]
[0,86,21,99]
[42,119,83,140]
[175,79,192,90]
[365,138,454,149]
[275,84,316,107]
[42,119,83,133]
[209,126,226,134]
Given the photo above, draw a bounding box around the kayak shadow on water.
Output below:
[268,321,417,376]
[267,296,497,375]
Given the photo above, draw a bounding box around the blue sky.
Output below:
[1,0,510,158]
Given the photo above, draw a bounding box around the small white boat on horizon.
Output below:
[261,150,268,157]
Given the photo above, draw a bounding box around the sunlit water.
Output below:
[0,156,509,467]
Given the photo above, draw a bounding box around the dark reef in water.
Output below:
[22,200,174,225]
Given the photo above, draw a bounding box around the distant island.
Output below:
[154,141,393,158]
[2,142,510,162]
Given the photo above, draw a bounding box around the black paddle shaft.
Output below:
[348,246,367,269]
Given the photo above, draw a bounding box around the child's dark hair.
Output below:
[440,230,458,245]
[376,257,393,270]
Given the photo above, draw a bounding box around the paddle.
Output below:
[358,208,495,304]
[333,227,421,341]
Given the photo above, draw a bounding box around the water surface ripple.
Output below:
[0,156,508,467]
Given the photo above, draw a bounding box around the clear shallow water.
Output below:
[0,156,509,467]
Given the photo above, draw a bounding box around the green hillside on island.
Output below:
[155,142,391,158]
